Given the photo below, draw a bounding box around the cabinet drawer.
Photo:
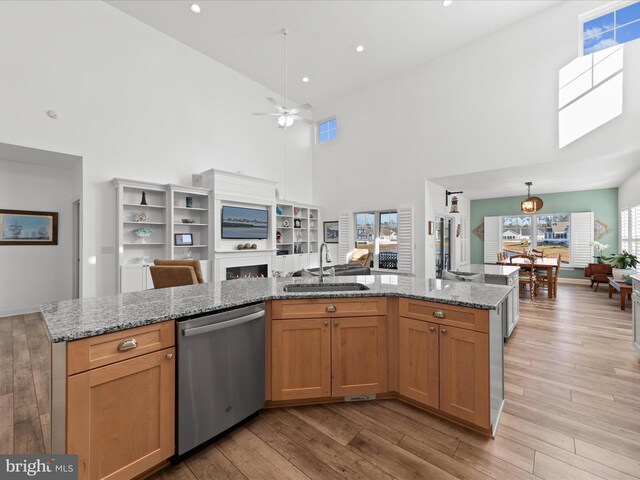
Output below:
[399,299,488,333]
[271,298,387,319]
[67,320,175,375]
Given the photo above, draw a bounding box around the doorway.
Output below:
[435,216,452,278]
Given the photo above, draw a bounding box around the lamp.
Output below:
[445,190,463,214]
[521,182,543,214]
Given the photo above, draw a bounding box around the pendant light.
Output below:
[521,182,543,214]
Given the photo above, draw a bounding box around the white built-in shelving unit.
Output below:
[112,178,211,293]
[273,202,320,273]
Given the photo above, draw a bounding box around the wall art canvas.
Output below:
[324,221,339,243]
[0,209,58,245]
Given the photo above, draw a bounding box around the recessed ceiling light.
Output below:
[442,0,453,6]
[302,77,310,83]
[189,3,201,13]
[355,45,365,53]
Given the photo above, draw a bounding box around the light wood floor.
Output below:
[2,284,639,480]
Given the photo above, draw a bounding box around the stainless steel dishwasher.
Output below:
[176,303,265,455]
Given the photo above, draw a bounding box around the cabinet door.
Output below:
[67,348,175,480]
[510,285,520,334]
[331,316,388,397]
[439,326,489,429]
[271,319,331,401]
[121,265,145,293]
[398,318,439,408]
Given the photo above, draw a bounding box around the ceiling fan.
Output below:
[253,29,313,129]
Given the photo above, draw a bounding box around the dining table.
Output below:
[504,257,559,299]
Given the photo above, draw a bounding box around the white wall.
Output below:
[0,159,80,315]
[313,0,640,276]
[619,168,640,210]
[0,1,313,298]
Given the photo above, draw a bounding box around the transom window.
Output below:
[354,210,398,270]
[318,118,336,143]
[502,214,571,264]
[582,1,640,55]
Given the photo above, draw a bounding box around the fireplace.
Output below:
[226,264,268,280]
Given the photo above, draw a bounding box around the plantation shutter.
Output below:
[456,216,467,267]
[631,206,640,256]
[338,213,353,264]
[483,216,501,264]
[570,212,594,268]
[621,209,629,253]
[397,207,414,274]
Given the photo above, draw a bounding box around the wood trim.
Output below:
[264,301,272,402]
[67,321,175,375]
[271,297,387,319]
[386,297,399,393]
[399,298,488,333]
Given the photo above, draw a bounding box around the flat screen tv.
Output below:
[221,206,269,240]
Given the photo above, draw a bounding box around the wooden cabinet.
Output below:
[66,321,175,480]
[438,325,489,429]
[332,316,387,397]
[398,298,492,431]
[270,300,387,401]
[398,318,439,408]
[271,319,331,401]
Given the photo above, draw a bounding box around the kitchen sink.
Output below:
[283,282,370,293]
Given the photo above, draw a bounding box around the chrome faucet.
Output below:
[319,243,332,282]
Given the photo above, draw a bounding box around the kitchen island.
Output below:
[42,275,512,480]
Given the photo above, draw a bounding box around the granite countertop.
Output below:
[41,275,513,343]
[453,264,521,278]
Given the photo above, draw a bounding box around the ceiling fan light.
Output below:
[278,115,294,128]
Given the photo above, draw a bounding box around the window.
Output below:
[621,206,640,255]
[582,1,640,55]
[318,118,336,142]
[354,210,398,270]
[501,213,571,264]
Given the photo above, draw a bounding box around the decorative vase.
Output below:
[594,256,603,264]
[186,196,193,208]
[612,268,635,281]
[140,191,148,206]
[133,227,153,244]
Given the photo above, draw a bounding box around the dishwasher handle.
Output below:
[181,310,264,337]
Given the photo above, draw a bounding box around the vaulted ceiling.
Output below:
[107,0,560,109]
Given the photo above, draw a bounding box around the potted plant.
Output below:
[603,250,638,281]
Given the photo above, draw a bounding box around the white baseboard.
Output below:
[0,306,40,318]
[557,277,590,285]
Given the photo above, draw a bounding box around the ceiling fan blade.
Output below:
[289,103,313,115]
[266,97,280,107]
[253,112,280,116]
[290,115,315,125]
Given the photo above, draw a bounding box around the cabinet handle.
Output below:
[433,310,446,319]
[117,338,138,351]
[165,353,173,360]
[323,320,329,327]
[429,326,436,332]
[441,329,448,334]
[326,305,337,313]
[334,320,339,326]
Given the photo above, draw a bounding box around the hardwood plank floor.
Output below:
[2,284,638,480]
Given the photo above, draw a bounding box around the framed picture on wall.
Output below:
[323,221,339,243]
[0,209,58,245]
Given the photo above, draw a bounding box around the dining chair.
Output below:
[536,254,561,297]
[511,255,537,299]
[532,249,545,258]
